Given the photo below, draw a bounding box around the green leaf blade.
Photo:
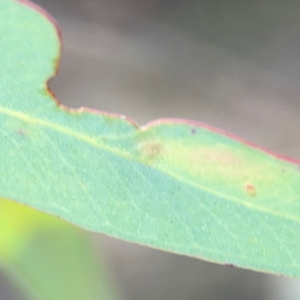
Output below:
[1,0,300,279]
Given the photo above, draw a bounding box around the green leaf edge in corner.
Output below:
[0,198,122,300]
[1,0,300,279]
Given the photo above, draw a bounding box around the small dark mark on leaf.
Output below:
[225,263,235,268]
[17,128,26,136]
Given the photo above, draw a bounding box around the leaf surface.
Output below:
[1,0,300,278]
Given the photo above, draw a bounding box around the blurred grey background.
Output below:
[4,0,300,299]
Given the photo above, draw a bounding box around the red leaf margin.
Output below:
[16,0,300,167]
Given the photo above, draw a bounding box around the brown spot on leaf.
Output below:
[139,140,163,162]
[245,184,256,197]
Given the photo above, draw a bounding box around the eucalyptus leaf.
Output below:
[1,0,300,279]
